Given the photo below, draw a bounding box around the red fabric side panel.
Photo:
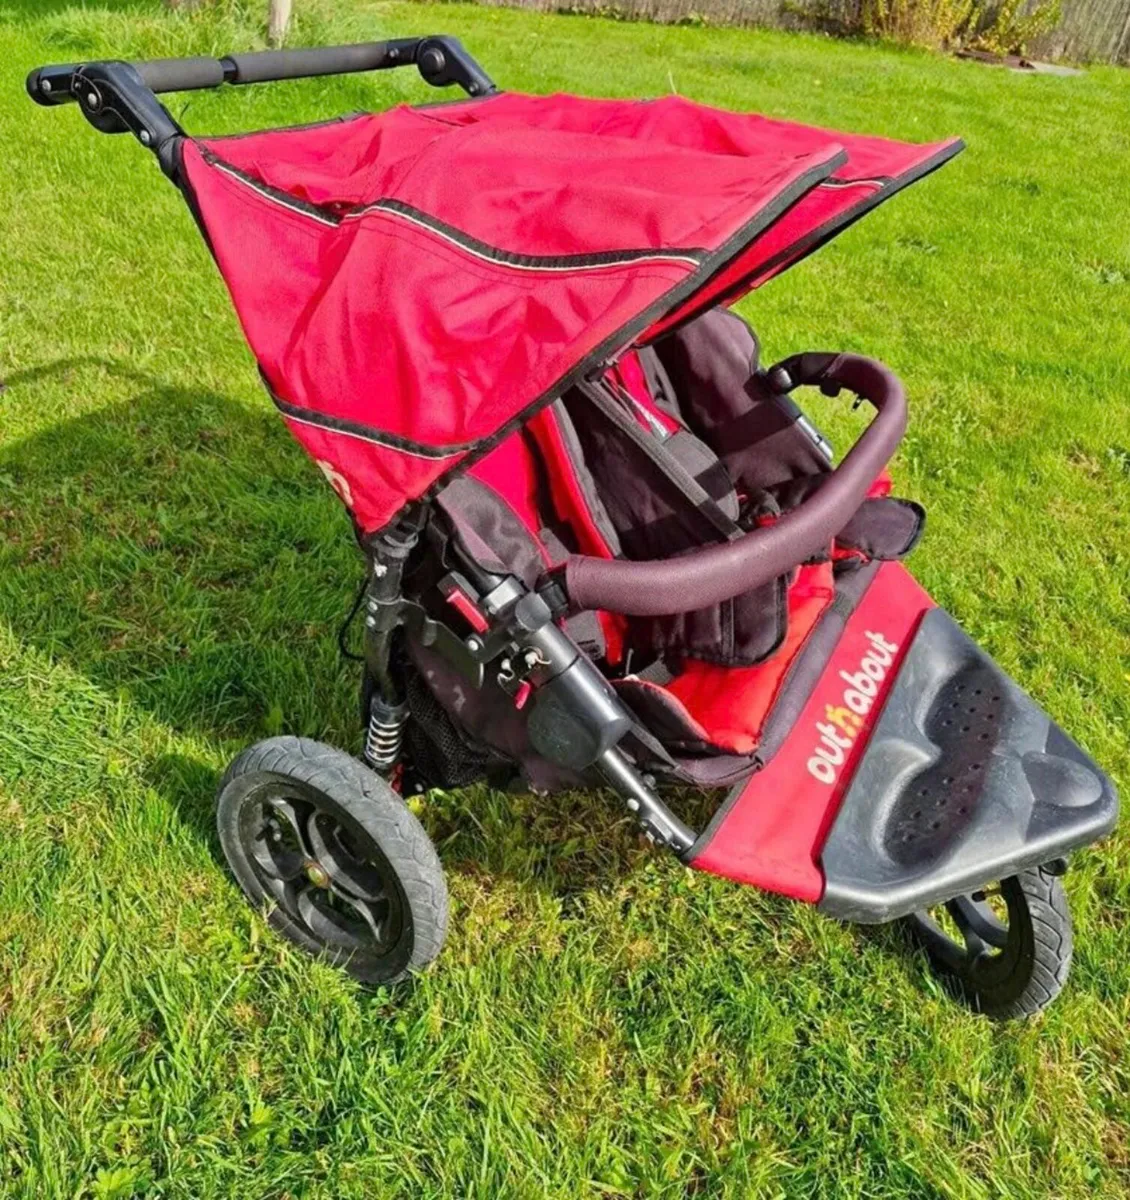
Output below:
[466,431,626,665]
[607,352,679,436]
[665,563,835,753]
[691,562,935,901]
[527,409,612,561]
[527,408,626,662]
[467,432,552,568]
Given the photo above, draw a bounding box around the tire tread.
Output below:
[906,866,1072,1020]
[217,736,448,984]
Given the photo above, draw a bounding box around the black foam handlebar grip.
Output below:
[135,56,227,93]
[26,38,422,104]
[563,354,908,618]
[222,41,408,84]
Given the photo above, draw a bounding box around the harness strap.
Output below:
[631,657,672,685]
[578,379,743,543]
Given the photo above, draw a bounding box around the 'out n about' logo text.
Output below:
[316,459,354,509]
[806,631,899,786]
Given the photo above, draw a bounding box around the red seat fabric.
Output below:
[665,563,836,753]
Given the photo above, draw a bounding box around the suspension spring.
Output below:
[363,698,408,774]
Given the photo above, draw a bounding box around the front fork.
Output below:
[359,514,695,857]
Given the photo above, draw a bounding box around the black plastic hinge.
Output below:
[536,566,570,622]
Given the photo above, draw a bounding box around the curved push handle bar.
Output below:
[27,36,494,106]
[561,353,908,618]
[26,36,496,175]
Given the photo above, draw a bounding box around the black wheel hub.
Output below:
[240,787,405,960]
[909,882,1020,989]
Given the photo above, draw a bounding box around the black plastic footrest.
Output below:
[819,607,1117,922]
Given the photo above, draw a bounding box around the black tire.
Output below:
[216,736,448,985]
[904,867,1072,1019]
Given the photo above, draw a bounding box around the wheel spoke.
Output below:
[911,912,971,973]
[294,879,329,935]
[265,795,316,859]
[306,813,388,903]
[251,841,305,883]
[948,894,1009,951]
[249,796,313,884]
[329,887,390,948]
[333,872,389,905]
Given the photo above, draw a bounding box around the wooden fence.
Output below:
[466,0,1130,63]
[1033,0,1130,61]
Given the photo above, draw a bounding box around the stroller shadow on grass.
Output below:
[0,358,706,897]
[2,358,355,847]
[1,357,362,743]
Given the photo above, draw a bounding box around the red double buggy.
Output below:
[29,35,1116,1016]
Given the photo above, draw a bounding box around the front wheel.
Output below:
[904,866,1072,1019]
[216,736,448,985]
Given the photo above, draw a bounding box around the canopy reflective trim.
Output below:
[177,91,961,533]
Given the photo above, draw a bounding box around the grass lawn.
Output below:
[2,0,1129,1195]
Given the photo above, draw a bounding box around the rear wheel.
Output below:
[216,736,448,985]
[904,866,1072,1019]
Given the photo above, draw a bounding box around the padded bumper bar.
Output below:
[562,353,908,618]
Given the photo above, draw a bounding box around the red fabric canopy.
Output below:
[177,92,960,533]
